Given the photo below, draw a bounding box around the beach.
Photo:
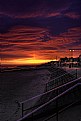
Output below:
[0,68,50,121]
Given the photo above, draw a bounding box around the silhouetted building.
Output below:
[60,55,81,67]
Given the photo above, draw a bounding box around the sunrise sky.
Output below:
[0,0,81,65]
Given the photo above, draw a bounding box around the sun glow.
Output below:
[1,58,56,65]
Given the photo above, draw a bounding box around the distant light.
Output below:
[69,49,74,51]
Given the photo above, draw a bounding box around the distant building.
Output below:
[60,55,81,67]
[78,54,81,66]
[79,55,81,61]
[60,57,69,62]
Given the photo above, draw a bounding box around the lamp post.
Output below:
[69,49,74,57]
[69,49,74,67]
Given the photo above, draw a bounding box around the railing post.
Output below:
[56,89,59,121]
[32,113,34,121]
[46,83,47,92]
[76,69,77,79]
[22,103,24,117]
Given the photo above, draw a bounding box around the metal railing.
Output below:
[43,100,80,121]
[46,69,77,91]
[17,80,81,121]
[48,67,66,79]
[18,77,81,120]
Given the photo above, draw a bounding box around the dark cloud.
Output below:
[1,53,32,59]
[0,13,81,35]
[0,0,81,64]
[65,40,81,48]
[0,0,81,34]
[1,43,16,49]
[0,0,71,18]
[41,47,57,50]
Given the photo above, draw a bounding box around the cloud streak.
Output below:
[0,0,81,65]
[0,26,81,61]
[0,0,71,18]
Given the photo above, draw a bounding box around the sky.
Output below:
[0,0,81,65]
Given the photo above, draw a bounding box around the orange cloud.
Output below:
[1,26,81,65]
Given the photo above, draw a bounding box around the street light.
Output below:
[69,49,74,57]
[69,49,75,68]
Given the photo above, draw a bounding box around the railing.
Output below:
[17,80,81,121]
[48,67,66,80]
[46,69,77,91]
[18,77,81,120]
[43,101,80,121]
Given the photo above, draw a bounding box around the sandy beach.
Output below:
[0,68,50,121]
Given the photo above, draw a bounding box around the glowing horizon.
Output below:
[1,58,57,65]
[1,50,81,65]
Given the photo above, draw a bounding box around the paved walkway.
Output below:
[48,104,81,121]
